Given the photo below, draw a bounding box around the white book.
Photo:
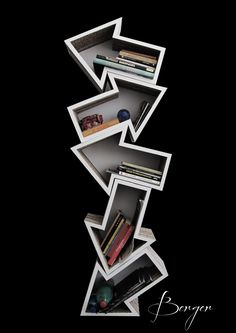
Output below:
[118,171,160,185]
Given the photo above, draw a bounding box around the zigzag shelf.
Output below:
[65,18,171,317]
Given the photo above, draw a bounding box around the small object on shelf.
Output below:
[117,109,130,122]
[79,114,103,131]
[82,110,130,137]
[107,223,134,266]
[96,282,114,309]
[96,54,155,73]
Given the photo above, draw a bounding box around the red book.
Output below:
[107,225,135,266]
[106,221,130,257]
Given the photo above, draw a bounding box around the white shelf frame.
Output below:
[64,18,166,91]
[71,125,171,195]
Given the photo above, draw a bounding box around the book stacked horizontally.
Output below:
[93,49,158,79]
[101,210,135,266]
[106,161,162,185]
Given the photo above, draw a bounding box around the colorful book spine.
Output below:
[101,211,122,249]
[96,55,155,73]
[133,101,151,130]
[93,58,154,79]
[105,221,131,257]
[102,217,125,254]
[107,225,135,266]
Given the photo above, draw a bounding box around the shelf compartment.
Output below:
[84,179,155,274]
[81,246,168,316]
[67,74,164,143]
[72,127,171,193]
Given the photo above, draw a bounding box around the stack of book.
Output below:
[93,49,157,79]
[101,210,135,266]
[106,161,162,185]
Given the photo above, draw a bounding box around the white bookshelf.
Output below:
[65,18,171,318]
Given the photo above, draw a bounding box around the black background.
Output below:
[27,6,223,332]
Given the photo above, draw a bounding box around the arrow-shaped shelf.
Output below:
[68,73,166,143]
[64,18,165,91]
[84,178,156,274]
[81,246,168,316]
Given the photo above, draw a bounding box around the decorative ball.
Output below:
[117,109,130,122]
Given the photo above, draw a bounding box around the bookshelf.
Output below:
[64,18,166,91]
[81,246,168,316]
[65,18,171,318]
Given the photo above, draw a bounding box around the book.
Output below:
[105,168,161,185]
[105,219,131,258]
[100,211,122,249]
[104,218,129,256]
[107,225,134,266]
[118,238,134,263]
[119,49,157,60]
[118,170,160,185]
[82,118,119,137]
[116,57,155,71]
[118,165,161,180]
[93,58,154,79]
[96,55,155,73]
[102,216,125,254]
[118,167,159,181]
[99,266,160,312]
[133,101,151,130]
[121,161,163,176]
[119,50,157,67]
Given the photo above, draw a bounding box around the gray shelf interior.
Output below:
[81,133,167,184]
[86,254,161,313]
[76,79,158,124]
